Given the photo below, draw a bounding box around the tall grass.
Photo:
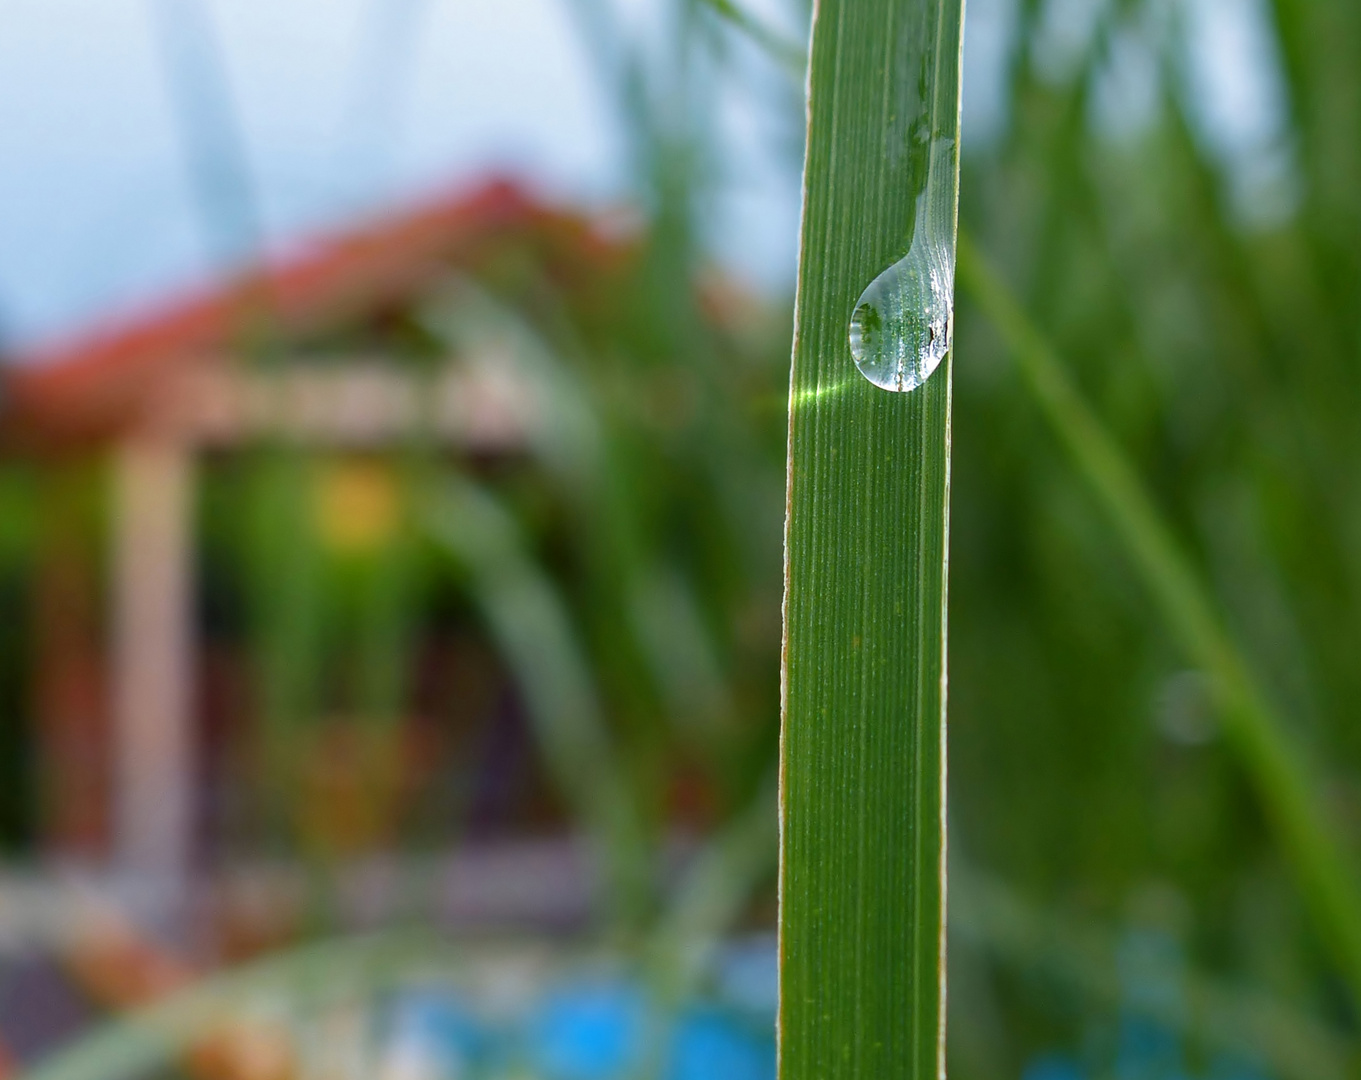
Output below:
[958,235,1361,1007]
[780,0,964,1075]
[12,0,1361,1074]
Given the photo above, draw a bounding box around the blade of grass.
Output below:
[423,285,737,751]
[243,450,325,850]
[147,0,262,262]
[780,0,965,1076]
[635,771,779,1079]
[956,232,1361,1009]
[951,862,1357,1080]
[423,475,651,928]
[648,769,779,998]
[694,0,808,75]
[17,930,457,1080]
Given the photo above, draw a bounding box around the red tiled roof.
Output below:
[2,178,618,444]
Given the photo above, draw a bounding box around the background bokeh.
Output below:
[0,0,1357,1078]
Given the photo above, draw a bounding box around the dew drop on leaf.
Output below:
[848,233,953,393]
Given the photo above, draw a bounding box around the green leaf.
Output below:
[779,0,965,1075]
[694,0,808,75]
[951,861,1358,1080]
[957,233,1361,1012]
[423,475,652,927]
[18,931,458,1080]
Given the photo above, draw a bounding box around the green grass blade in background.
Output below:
[950,861,1357,1080]
[695,0,807,75]
[957,234,1361,1010]
[18,931,456,1080]
[423,285,738,754]
[424,476,652,928]
[649,769,778,997]
[636,772,779,1079]
[780,0,965,1075]
[242,451,326,845]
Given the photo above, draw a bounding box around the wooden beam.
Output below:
[110,437,196,881]
[156,359,531,450]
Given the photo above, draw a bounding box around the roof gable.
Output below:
[3,179,622,444]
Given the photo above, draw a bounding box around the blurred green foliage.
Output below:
[945,0,1361,1067]
[5,0,1361,1074]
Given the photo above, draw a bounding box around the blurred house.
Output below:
[0,179,628,884]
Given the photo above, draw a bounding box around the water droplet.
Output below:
[849,236,953,393]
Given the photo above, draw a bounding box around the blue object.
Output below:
[522,974,778,1080]
[713,936,779,1018]
[668,1005,775,1080]
[527,977,649,1080]
[1115,1015,1187,1080]
[384,989,485,1078]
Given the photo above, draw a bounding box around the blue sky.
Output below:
[0,0,808,352]
[0,0,1285,355]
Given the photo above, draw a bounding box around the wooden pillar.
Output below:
[110,436,196,881]
[33,459,110,859]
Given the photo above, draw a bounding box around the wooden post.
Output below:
[33,459,111,859]
[110,436,196,882]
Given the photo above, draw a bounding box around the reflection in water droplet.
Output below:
[848,235,953,393]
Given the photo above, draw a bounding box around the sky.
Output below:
[0,0,807,353]
[0,0,1285,356]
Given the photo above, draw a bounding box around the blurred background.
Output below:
[0,0,1355,1077]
